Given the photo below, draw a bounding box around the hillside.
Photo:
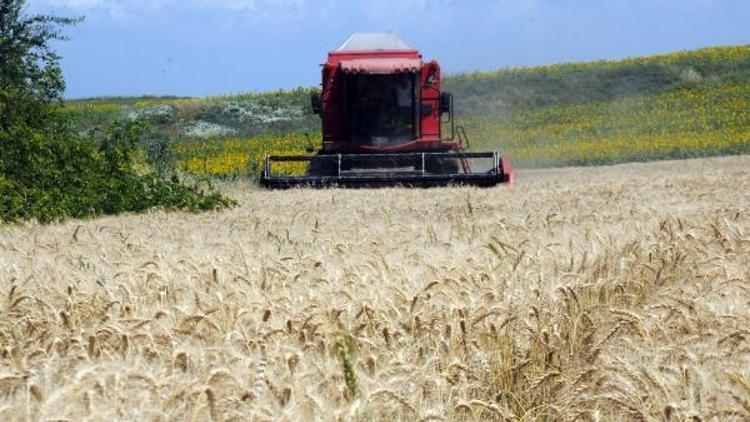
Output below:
[445,45,750,113]
[446,45,750,166]
[65,45,750,172]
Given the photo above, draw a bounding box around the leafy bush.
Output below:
[0,117,234,223]
[0,0,234,224]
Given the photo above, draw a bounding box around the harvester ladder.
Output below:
[456,126,472,174]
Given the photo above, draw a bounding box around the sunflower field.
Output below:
[466,77,750,167]
[173,132,319,177]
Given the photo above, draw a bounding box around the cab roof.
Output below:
[336,33,413,52]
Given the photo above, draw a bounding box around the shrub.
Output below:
[0,0,234,224]
[1,118,234,223]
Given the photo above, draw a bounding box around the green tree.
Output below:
[0,0,79,129]
[0,0,233,223]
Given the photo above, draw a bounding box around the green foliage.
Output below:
[0,0,234,224]
[64,87,321,141]
[1,0,77,134]
[0,118,234,223]
[335,333,358,399]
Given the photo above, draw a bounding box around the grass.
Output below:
[1,155,749,419]
[64,88,320,139]
[466,76,750,167]
[444,44,750,112]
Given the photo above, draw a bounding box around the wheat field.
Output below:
[1,156,749,421]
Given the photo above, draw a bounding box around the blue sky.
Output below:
[27,0,750,98]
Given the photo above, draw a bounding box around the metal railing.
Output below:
[263,151,500,179]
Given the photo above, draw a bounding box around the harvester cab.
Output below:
[260,33,514,188]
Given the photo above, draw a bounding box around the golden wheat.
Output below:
[0,156,749,420]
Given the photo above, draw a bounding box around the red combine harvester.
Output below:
[260,33,514,188]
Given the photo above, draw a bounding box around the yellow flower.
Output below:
[176,133,321,176]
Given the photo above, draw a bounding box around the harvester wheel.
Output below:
[425,156,460,174]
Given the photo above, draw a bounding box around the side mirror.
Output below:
[310,93,322,115]
[440,92,453,114]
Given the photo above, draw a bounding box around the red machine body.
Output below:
[320,45,462,154]
[259,33,514,188]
